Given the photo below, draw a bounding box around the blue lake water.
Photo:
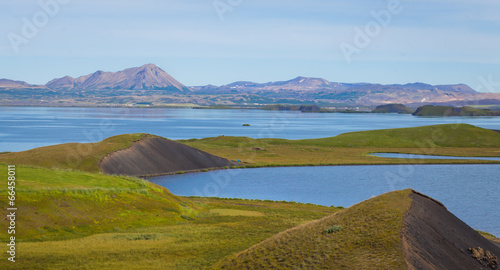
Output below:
[1,106,500,152]
[371,153,500,161]
[149,165,500,236]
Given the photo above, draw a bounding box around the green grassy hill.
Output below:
[216,190,413,269]
[0,133,148,173]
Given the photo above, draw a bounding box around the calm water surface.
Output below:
[149,165,500,236]
[1,106,499,152]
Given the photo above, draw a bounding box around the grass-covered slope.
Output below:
[0,133,147,173]
[0,164,198,242]
[216,189,413,269]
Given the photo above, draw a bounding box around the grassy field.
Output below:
[180,124,500,167]
[0,164,338,269]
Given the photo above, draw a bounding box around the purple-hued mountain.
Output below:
[46,64,190,92]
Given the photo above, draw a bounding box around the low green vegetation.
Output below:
[324,225,343,233]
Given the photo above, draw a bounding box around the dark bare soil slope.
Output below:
[99,137,237,176]
[402,191,499,270]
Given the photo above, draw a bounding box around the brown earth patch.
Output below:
[98,137,237,177]
[402,190,500,270]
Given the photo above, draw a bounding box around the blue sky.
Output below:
[1,0,499,91]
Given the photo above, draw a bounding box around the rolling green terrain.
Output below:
[0,164,337,269]
[2,124,499,177]
[181,124,500,167]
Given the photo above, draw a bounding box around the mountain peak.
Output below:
[46,64,189,92]
[140,63,160,69]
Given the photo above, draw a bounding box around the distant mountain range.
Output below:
[191,77,495,105]
[1,64,499,106]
